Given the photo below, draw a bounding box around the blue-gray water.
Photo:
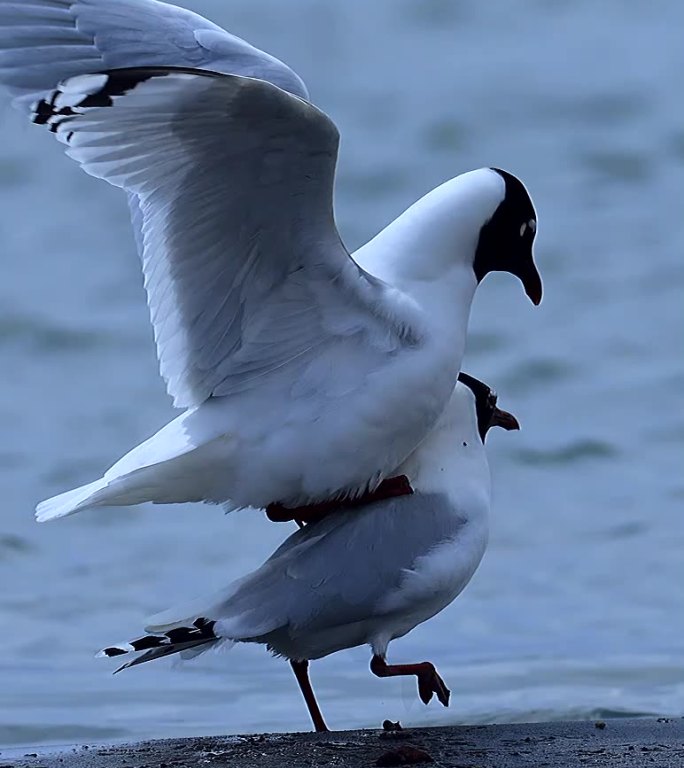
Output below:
[0,0,682,748]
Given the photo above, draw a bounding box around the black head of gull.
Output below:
[473,168,542,305]
[457,371,520,443]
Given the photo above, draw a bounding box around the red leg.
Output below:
[370,654,450,707]
[266,475,414,526]
[290,659,330,732]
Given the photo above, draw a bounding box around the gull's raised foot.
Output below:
[370,655,450,708]
[416,663,450,707]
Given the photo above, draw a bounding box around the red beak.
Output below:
[491,407,520,431]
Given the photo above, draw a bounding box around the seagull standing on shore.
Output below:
[99,373,519,732]
[0,0,542,520]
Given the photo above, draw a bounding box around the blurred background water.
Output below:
[0,0,683,748]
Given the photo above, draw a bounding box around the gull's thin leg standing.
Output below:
[290,659,329,732]
[370,654,451,706]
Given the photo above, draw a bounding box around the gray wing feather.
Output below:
[0,0,308,267]
[31,68,410,407]
[206,494,464,638]
[0,0,308,108]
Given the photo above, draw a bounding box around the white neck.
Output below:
[354,170,502,279]
[395,384,491,515]
[353,170,502,343]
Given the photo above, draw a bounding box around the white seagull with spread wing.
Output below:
[0,0,542,520]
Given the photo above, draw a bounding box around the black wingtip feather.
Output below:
[101,646,128,658]
[33,66,228,132]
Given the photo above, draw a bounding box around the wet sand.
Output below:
[2,718,683,768]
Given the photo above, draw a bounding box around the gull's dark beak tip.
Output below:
[525,270,543,306]
[492,407,520,432]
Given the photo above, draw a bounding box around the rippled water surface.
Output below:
[1,0,683,748]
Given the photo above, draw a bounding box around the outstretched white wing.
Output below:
[0,0,309,108]
[30,68,416,407]
[0,0,310,287]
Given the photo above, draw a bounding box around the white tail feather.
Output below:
[35,479,109,522]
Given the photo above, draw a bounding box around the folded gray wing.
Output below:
[195,494,465,638]
[28,68,414,407]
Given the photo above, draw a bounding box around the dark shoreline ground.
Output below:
[2,718,683,768]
